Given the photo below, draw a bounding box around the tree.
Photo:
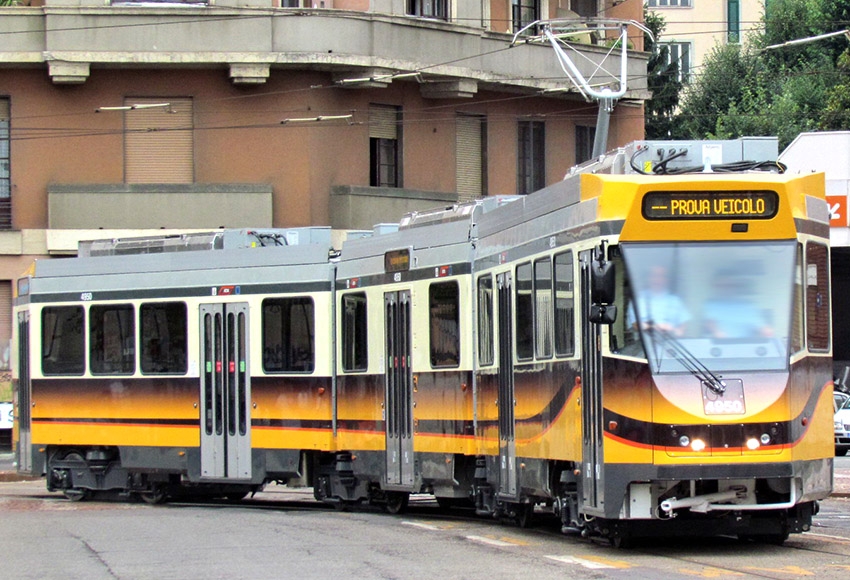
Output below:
[643,9,683,139]
[672,0,850,148]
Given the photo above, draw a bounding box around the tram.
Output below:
[12,140,833,543]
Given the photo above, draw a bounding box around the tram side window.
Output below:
[477,275,494,366]
[90,304,135,375]
[806,242,830,352]
[342,293,368,372]
[515,262,534,360]
[791,243,805,354]
[42,306,85,375]
[263,297,315,373]
[140,302,188,374]
[430,281,460,367]
[553,251,575,356]
[534,258,553,358]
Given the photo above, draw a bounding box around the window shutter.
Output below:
[125,97,193,183]
[456,114,484,202]
[369,105,398,140]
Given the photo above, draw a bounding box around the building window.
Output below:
[262,297,315,373]
[125,97,193,184]
[647,0,691,6]
[727,0,741,43]
[90,304,135,375]
[369,105,401,188]
[0,99,9,230]
[575,125,596,165]
[512,0,539,33]
[430,281,460,367]
[42,306,85,376]
[517,120,545,194]
[341,292,368,372]
[408,0,448,19]
[661,42,692,83]
[140,302,188,374]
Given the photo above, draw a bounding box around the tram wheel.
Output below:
[515,503,534,528]
[60,451,88,502]
[609,535,633,549]
[140,486,167,505]
[63,488,89,502]
[384,492,410,515]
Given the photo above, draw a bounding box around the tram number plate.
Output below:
[702,379,745,415]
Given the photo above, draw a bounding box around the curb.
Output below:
[0,472,41,483]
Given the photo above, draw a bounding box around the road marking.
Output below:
[466,535,517,547]
[806,532,850,542]
[742,566,814,576]
[401,521,443,531]
[545,555,629,569]
[677,567,744,577]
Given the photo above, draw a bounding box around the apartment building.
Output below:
[647,0,764,82]
[0,0,648,359]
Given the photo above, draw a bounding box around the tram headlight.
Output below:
[746,438,760,450]
[678,435,690,447]
[690,438,706,452]
[760,433,771,445]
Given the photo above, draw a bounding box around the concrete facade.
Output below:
[647,0,764,80]
[0,0,649,356]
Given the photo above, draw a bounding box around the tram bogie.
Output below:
[12,141,834,543]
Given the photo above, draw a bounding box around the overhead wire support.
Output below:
[510,18,653,158]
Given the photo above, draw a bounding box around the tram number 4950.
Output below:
[704,399,745,415]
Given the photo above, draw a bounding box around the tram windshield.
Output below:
[618,241,797,373]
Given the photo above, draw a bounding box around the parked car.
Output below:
[836,395,850,456]
[836,390,850,413]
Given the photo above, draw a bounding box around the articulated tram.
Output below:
[12,141,833,544]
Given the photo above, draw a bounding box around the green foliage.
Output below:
[644,8,683,139]
[671,0,850,149]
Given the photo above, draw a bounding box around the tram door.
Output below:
[384,291,414,488]
[496,272,518,498]
[16,311,32,473]
[199,303,251,480]
[579,252,604,511]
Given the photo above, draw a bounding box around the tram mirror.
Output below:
[591,260,616,305]
[589,304,617,325]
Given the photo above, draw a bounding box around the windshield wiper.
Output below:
[648,326,726,395]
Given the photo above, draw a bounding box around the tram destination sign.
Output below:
[642,190,779,220]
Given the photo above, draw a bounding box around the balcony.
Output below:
[0,8,649,99]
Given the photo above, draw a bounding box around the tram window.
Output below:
[430,281,460,367]
[262,297,315,373]
[791,243,804,354]
[140,302,188,374]
[553,251,575,356]
[477,275,494,366]
[534,258,553,358]
[515,262,534,360]
[342,293,368,372]
[806,242,830,352]
[41,306,85,375]
[90,304,135,375]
